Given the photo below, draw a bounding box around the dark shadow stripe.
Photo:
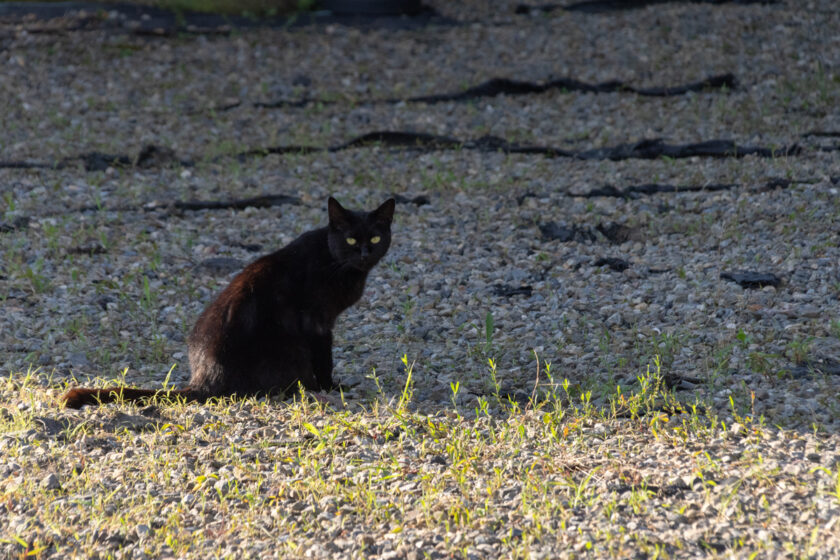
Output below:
[37,194,301,217]
[32,190,424,218]
[0,134,801,172]
[0,2,457,36]
[172,194,301,211]
[802,130,840,138]
[0,161,53,169]
[254,74,735,109]
[253,99,313,109]
[247,133,794,160]
[516,0,778,14]
[331,131,464,150]
[575,138,799,160]
[720,270,781,288]
[402,73,735,104]
[570,178,810,198]
[573,183,737,197]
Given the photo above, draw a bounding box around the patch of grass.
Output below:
[0,357,837,558]
[786,336,814,363]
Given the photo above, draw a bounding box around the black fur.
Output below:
[62,197,395,408]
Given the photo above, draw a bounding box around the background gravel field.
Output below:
[1,0,840,558]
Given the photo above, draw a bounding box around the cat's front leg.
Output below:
[310,332,334,391]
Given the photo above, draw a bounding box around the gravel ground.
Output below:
[1,0,840,558]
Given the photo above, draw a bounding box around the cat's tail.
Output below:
[61,387,199,409]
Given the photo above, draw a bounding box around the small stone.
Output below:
[68,352,90,368]
[338,374,363,387]
[290,501,307,513]
[136,524,152,539]
[40,473,60,491]
[213,479,231,495]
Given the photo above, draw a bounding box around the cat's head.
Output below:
[327,197,395,271]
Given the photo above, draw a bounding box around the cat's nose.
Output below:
[360,246,370,259]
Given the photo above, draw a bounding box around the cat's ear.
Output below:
[371,198,396,225]
[328,197,351,228]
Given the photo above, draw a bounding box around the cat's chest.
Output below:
[262,249,371,327]
[323,269,367,308]
[281,267,367,321]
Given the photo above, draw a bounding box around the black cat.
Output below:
[63,197,395,408]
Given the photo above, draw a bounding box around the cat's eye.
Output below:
[370,236,381,244]
[346,237,357,246]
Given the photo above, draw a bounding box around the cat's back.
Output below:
[220,228,326,305]
[191,229,326,337]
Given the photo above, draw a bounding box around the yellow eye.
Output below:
[370,236,381,244]
[346,237,357,246]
